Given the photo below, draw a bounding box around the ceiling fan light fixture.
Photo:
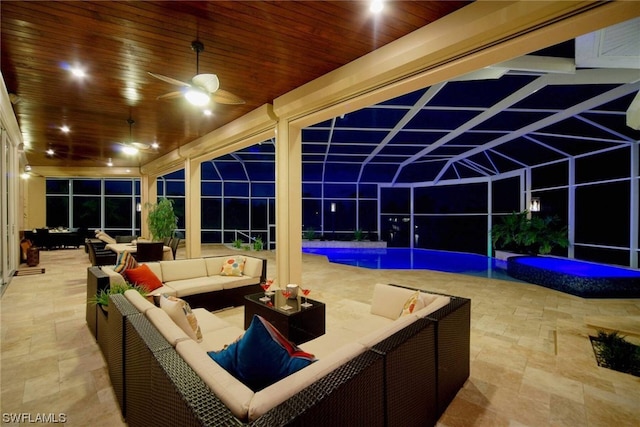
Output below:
[185,88,210,106]
[122,145,139,156]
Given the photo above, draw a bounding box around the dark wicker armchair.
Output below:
[87,240,117,266]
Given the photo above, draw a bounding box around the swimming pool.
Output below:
[302,247,515,280]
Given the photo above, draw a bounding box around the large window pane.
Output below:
[576,181,629,247]
[381,188,410,214]
[46,179,69,194]
[415,183,487,214]
[492,177,520,213]
[251,199,268,229]
[105,198,132,228]
[224,199,249,229]
[414,215,487,254]
[105,180,133,195]
[46,197,69,228]
[202,199,222,229]
[532,161,568,189]
[73,179,100,195]
[73,197,101,228]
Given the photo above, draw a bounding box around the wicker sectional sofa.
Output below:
[105,283,470,426]
[86,255,266,356]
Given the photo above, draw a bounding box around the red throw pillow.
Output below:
[124,264,162,293]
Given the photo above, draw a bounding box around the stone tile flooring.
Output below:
[1,245,639,426]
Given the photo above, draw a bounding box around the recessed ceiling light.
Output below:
[151,142,159,149]
[107,158,113,167]
[70,67,86,78]
[370,0,384,13]
[203,109,213,116]
[46,148,55,156]
[60,125,70,133]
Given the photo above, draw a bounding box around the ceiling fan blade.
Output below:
[148,72,191,87]
[192,73,220,93]
[212,89,245,105]
[157,91,183,101]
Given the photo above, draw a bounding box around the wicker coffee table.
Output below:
[244,291,326,344]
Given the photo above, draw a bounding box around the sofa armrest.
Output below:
[86,266,110,338]
[426,296,471,417]
[251,350,385,426]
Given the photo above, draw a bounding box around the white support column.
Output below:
[275,119,303,286]
[186,158,202,259]
[140,174,157,240]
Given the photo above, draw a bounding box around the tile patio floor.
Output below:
[1,245,639,426]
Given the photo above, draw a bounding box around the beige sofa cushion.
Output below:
[192,308,236,334]
[198,326,245,352]
[370,283,420,320]
[414,294,451,318]
[101,266,127,287]
[160,259,208,282]
[357,311,420,348]
[164,277,225,297]
[145,307,191,346]
[123,289,156,314]
[176,339,254,421]
[242,257,263,278]
[248,342,367,421]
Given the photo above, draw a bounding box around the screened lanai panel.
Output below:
[379,89,426,106]
[336,108,409,128]
[388,130,448,144]
[428,74,541,108]
[394,160,447,183]
[331,129,388,144]
[528,133,625,156]
[302,128,331,141]
[513,84,619,109]
[214,159,248,181]
[202,161,222,180]
[245,161,274,181]
[495,138,566,165]
[540,116,634,141]
[324,163,361,181]
[405,109,480,130]
[360,163,402,183]
[473,110,553,131]
[302,164,323,182]
[437,131,506,147]
[575,148,631,183]
[328,144,374,154]
[580,111,640,138]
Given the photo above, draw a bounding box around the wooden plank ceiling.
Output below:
[1,0,470,168]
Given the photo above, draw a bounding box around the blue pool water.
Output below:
[302,247,515,280]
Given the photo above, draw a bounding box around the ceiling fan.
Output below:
[148,40,245,106]
[117,117,157,155]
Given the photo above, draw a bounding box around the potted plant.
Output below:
[354,228,364,241]
[145,198,178,242]
[491,210,569,258]
[88,282,148,310]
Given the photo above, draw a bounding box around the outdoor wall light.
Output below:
[330,202,337,213]
[136,203,142,212]
[530,197,541,212]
